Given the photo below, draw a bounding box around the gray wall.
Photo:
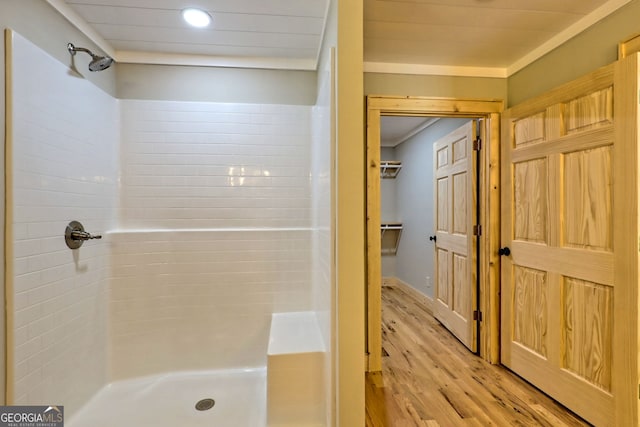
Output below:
[380,147,398,223]
[117,63,317,104]
[380,146,398,277]
[394,119,470,297]
[508,0,640,106]
[365,73,507,100]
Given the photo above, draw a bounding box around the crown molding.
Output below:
[364,62,507,78]
[507,0,632,75]
[115,50,317,70]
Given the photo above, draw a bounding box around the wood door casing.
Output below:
[365,96,503,371]
[433,122,477,352]
[500,56,639,426]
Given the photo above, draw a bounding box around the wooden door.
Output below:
[433,121,477,352]
[501,56,639,426]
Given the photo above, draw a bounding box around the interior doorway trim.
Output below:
[366,96,504,371]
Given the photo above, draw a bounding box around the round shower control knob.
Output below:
[65,220,102,249]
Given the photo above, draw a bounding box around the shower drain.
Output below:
[195,398,216,411]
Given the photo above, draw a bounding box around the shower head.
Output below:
[67,43,114,72]
[88,55,114,72]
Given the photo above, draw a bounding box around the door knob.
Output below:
[429,235,436,242]
[498,247,511,256]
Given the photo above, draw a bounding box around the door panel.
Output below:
[452,172,467,234]
[513,159,547,243]
[436,178,448,231]
[433,122,477,351]
[452,253,469,317]
[564,146,612,251]
[436,248,449,303]
[562,277,613,391]
[501,58,639,426]
[512,266,548,357]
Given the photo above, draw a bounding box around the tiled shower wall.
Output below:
[312,44,334,426]
[109,229,311,378]
[10,33,118,412]
[312,58,332,352]
[112,100,313,378]
[119,100,311,229]
[10,31,317,414]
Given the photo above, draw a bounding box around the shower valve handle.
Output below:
[65,220,102,249]
[70,230,102,241]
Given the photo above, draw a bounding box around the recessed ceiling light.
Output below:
[182,8,212,28]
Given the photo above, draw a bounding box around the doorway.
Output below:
[379,118,479,352]
[366,96,503,371]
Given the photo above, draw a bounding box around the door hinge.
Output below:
[473,224,482,236]
[473,310,483,321]
[473,138,482,151]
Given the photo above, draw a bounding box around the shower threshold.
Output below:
[67,367,266,427]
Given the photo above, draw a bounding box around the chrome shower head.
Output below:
[67,43,114,72]
[88,55,114,72]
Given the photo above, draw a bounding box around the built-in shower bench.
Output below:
[267,311,326,426]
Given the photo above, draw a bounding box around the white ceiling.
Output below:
[52,0,329,69]
[380,116,439,147]
[50,0,629,75]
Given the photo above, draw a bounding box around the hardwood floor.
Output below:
[365,283,591,427]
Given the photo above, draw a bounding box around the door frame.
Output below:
[366,96,503,370]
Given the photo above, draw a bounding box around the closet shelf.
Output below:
[381,223,403,255]
[380,161,402,179]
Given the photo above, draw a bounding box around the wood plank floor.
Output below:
[365,283,591,427]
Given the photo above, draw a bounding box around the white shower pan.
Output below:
[67,368,266,427]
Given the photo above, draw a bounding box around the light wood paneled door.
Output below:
[433,122,477,352]
[500,55,640,426]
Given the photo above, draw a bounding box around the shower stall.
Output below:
[6,30,333,427]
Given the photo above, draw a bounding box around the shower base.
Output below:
[67,367,266,427]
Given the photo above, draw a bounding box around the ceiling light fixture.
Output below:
[182,8,212,28]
